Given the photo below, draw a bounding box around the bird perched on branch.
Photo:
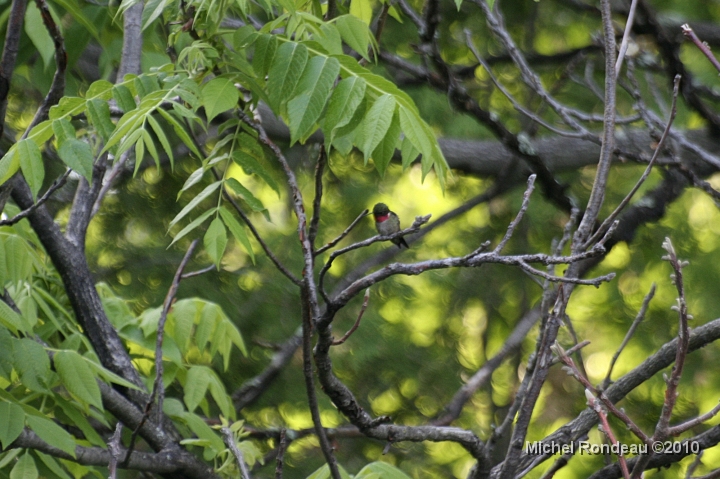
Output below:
[372,203,409,249]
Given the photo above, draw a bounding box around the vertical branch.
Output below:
[308,147,326,248]
[655,238,690,435]
[574,0,617,246]
[240,112,341,479]
[221,427,252,479]
[24,0,66,135]
[275,429,287,479]
[615,0,639,78]
[116,2,143,81]
[0,0,28,138]
[151,240,198,425]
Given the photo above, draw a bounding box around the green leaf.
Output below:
[324,76,366,148]
[231,147,280,196]
[196,302,220,352]
[356,462,412,479]
[13,338,50,392]
[86,80,114,100]
[398,107,433,162]
[288,56,340,144]
[0,402,25,448]
[307,464,352,479]
[361,94,396,160]
[86,99,116,143]
[169,181,222,229]
[184,365,211,413]
[180,412,225,456]
[10,453,37,479]
[400,136,420,168]
[52,119,76,145]
[147,115,173,167]
[317,23,343,55]
[84,361,142,391]
[224,177,265,213]
[233,26,257,50]
[218,207,255,263]
[267,42,309,112]
[142,0,170,29]
[0,149,20,187]
[50,0,100,41]
[207,371,233,418]
[170,299,197,354]
[58,140,94,183]
[24,2,54,68]
[202,78,240,122]
[112,85,137,112]
[34,452,73,479]
[102,111,143,153]
[169,208,215,247]
[17,139,44,200]
[53,396,105,447]
[252,34,278,78]
[0,328,12,378]
[335,15,372,59]
[157,108,203,158]
[49,97,85,120]
[54,351,103,410]
[26,415,76,458]
[5,236,33,283]
[0,300,26,333]
[204,217,228,268]
[371,111,400,175]
[349,0,373,24]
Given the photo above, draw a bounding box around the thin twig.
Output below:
[586,391,631,479]
[585,75,681,248]
[181,264,215,279]
[494,174,536,253]
[92,151,130,217]
[603,283,656,388]
[308,147,326,248]
[0,170,70,226]
[682,24,720,74]
[151,239,198,425]
[107,422,123,479]
[653,238,691,436]
[220,173,301,286]
[573,0,617,247]
[221,427,252,479]
[275,429,287,479]
[319,215,432,304]
[239,111,341,479]
[332,288,370,346]
[315,209,370,256]
[23,0,66,138]
[0,0,29,139]
[615,0,639,79]
[554,343,651,445]
[669,401,720,436]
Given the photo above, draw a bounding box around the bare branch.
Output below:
[332,288,370,346]
[116,2,143,81]
[495,174,536,254]
[151,239,198,425]
[0,170,70,226]
[308,147,326,248]
[682,24,720,74]
[221,427,252,479]
[573,0,617,246]
[603,283,656,388]
[315,209,369,256]
[615,0,639,78]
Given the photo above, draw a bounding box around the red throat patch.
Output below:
[374,214,390,222]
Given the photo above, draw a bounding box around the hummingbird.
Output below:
[372,203,409,249]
